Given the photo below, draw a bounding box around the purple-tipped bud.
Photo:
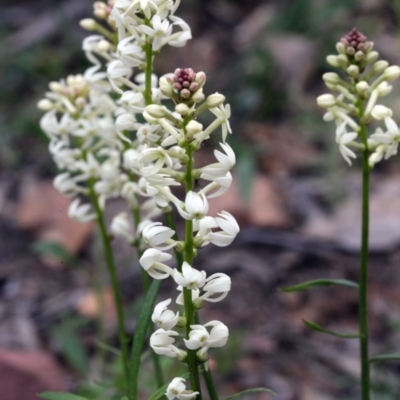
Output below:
[182,80,190,88]
[189,82,199,92]
[180,88,191,99]
[173,82,182,91]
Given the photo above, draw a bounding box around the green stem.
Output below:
[203,365,219,400]
[164,210,184,270]
[88,181,130,390]
[358,102,371,400]
[144,40,153,105]
[182,144,202,399]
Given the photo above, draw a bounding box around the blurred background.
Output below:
[1,0,400,399]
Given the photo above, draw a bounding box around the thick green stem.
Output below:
[165,210,184,270]
[182,144,202,399]
[203,365,219,400]
[144,40,153,105]
[358,102,371,400]
[88,181,130,390]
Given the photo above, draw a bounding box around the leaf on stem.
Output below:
[224,388,277,400]
[303,319,360,339]
[282,279,358,292]
[38,392,89,400]
[369,352,400,363]
[128,279,161,400]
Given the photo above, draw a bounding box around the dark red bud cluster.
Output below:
[172,68,199,99]
[340,28,373,57]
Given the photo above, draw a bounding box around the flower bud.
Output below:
[145,104,166,119]
[354,51,364,62]
[49,81,62,92]
[364,51,379,65]
[160,76,174,97]
[335,42,346,54]
[37,99,53,110]
[337,54,349,68]
[327,55,340,68]
[383,65,400,81]
[376,82,392,97]
[192,90,205,103]
[80,18,97,31]
[195,71,206,86]
[175,103,189,116]
[322,72,340,85]
[316,94,336,108]
[371,105,393,120]
[355,81,369,95]
[372,60,389,75]
[98,39,111,52]
[186,120,203,136]
[206,93,226,108]
[196,348,209,363]
[346,65,359,78]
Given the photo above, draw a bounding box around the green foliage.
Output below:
[370,353,400,363]
[224,388,276,400]
[32,240,80,268]
[303,319,360,339]
[128,280,162,400]
[38,392,89,400]
[282,279,358,292]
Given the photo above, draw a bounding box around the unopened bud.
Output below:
[373,60,389,75]
[75,97,86,108]
[371,105,393,120]
[160,76,174,97]
[383,65,400,81]
[355,81,369,95]
[175,103,189,116]
[322,72,340,85]
[346,65,359,78]
[180,88,191,99]
[206,93,225,108]
[177,316,187,327]
[80,18,97,31]
[192,90,205,103]
[193,297,205,310]
[376,82,392,97]
[316,94,336,108]
[335,42,346,54]
[98,39,111,52]
[364,51,379,65]
[37,99,53,110]
[186,120,203,136]
[354,51,364,62]
[327,55,340,68]
[145,104,166,119]
[196,348,209,363]
[49,81,62,92]
[337,54,349,68]
[195,71,206,86]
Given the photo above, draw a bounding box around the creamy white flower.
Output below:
[176,191,209,220]
[166,377,199,400]
[199,273,231,303]
[110,212,134,242]
[209,104,232,142]
[117,35,145,67]
[183,321,229,351]
[140,146,174,176]
[150,329,185,358]
[176,286,200,305]
[207,211,239,247]
[53,173,79,197]
[173,262,206,289]
[116,113,138,131]
[120,181,140,207]
[139,14,172,51]
[202,171,233,199]
[200,142,235,180]
[139,248,173,279]
[120,90,146,113]
[68,199,96,223]
[371,105,393,120]
[152,298,179,330]
[335,122,358,165]
[370,117,400,159]
[142,222,177,250]
[107,60,132,94]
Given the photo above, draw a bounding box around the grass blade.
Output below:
[282,279,358,292]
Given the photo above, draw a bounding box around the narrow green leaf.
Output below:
[282,279,358,292]
[224,388,276,400]
[370,352,400,363]
[303,320,360,339]
[128,280,161,400]
[38,392,89,400]
[32,240,78,267]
